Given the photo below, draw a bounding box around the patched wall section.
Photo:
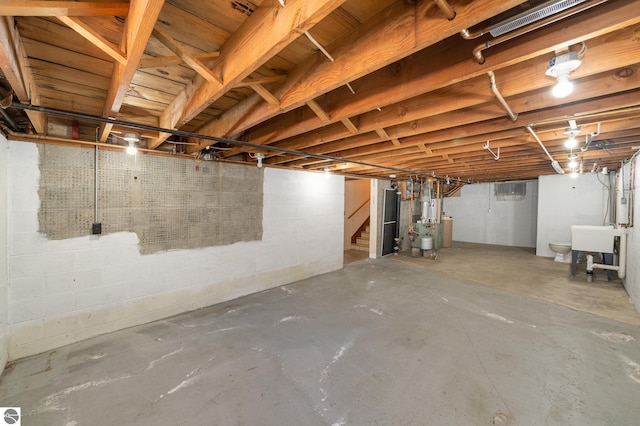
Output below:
[37,145,263,253]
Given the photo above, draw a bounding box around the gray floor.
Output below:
[2,256,640,425]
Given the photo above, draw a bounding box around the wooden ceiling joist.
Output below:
[138,51,220,69]
[151,0,348,149]
[242,0,640,150]
[57,16,126,64]
[249,83,279,107]
[0,16,45,133]
[151,27,222,86]
[207,0,527,156]
[99,0,165,141]
[0,1,130,17]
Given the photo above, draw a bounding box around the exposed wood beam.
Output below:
[376,128,401,147]
[209,0,525,156]
[99,0,165,141]
[273,90,640,170]
[242,0,640,147]
[152,0,347,149]
[341,118,358,134]
[0,1,130,16]
[418,143,433,155]
[57,16,126,64]
[266,34,640,157]
[306,99,330,123]
[235,75,287,88]
[0,16,45,133]
[138,52,220,69]
[0,17,28,101]
[152,27,222,86]
[249,83,279,107]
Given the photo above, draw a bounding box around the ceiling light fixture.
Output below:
[564,135,578,149]
[249,152,264,168]
[546,51,582,98]
[125,141,137,155]
[123,132,139,143]
[564,120,581,148]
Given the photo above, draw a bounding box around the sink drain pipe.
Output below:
[585,231,627,280]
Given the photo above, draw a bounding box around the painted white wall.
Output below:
[7,141,344,360]
[536,173,609,258]
[443,180,538,247]
[0,134,9,373]
[619,159,639,315]
[344,179,370,250]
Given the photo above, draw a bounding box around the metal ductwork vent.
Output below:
[495,182,527,201]
[490,0,589,37]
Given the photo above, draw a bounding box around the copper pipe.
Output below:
[460,27,487,40]
[488,71,518,121]
[434,0,456,20]
[472,0,608,64]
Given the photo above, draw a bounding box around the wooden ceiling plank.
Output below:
[0,16,45,133]
[151,27,222,86]
[0,2,130,17]
[57,16,126,64]
[152,0,347,149]
[99,0,165,141]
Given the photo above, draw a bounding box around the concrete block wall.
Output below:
[0,135,9,371]
[536,173,609,258]
[6,141,344,360]
[443,180,538,248]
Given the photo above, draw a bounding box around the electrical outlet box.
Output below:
[92,222,102,235]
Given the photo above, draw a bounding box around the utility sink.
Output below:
[571,225,622,253]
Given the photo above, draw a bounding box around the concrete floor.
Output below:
[2,246,640,425]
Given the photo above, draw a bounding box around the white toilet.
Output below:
[549,242,572,263]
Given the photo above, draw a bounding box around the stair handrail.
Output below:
[347,198,370,219]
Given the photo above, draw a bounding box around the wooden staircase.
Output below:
[352,225,370,252]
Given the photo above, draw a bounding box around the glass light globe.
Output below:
[126,144,137,155]
[564,136,578,149]
[552,74,574,98]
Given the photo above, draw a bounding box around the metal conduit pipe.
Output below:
[9,101,470,183]
[487,71,518,121]
[525,125,565,174]
[472,0,607,64]
[434,0,456,20]
[0,108,19,132]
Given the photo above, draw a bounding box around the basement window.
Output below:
[494,182,526,201]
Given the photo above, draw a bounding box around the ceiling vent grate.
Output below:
[489,0,588,37]
[495,182,527,201]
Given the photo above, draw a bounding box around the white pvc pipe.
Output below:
[585,231,627,280]
[618,232,627,279]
